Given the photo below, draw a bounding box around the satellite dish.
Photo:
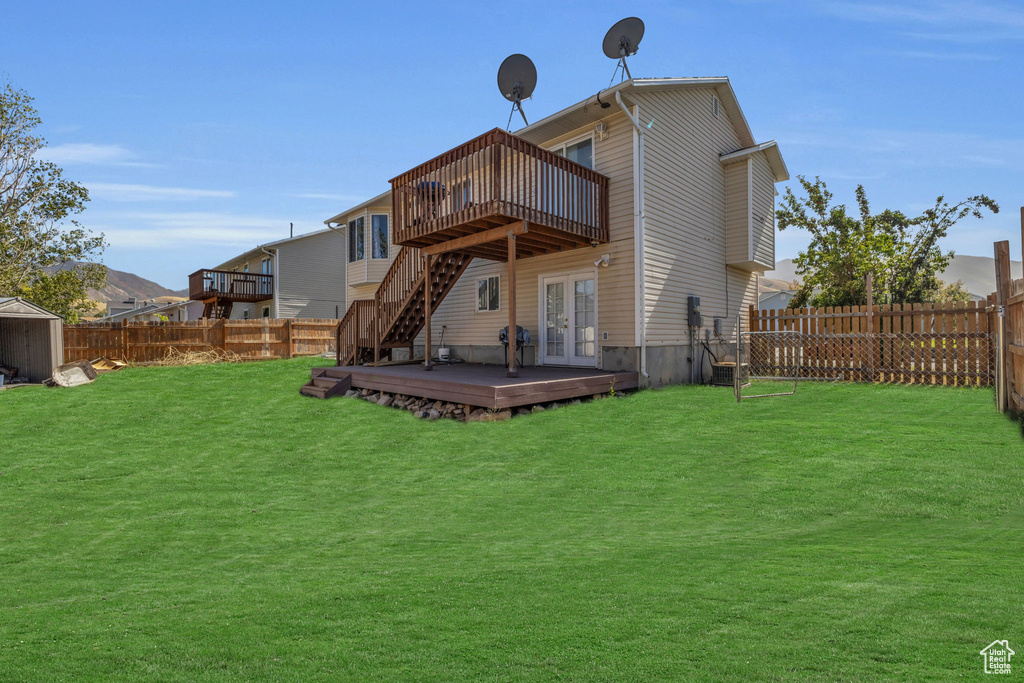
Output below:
[603,17,644,81]
[497,54,537,129]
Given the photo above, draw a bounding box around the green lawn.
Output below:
[2,357,1022,681]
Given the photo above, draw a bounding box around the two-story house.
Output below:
[320,77,787,388]
[188,228,348,320]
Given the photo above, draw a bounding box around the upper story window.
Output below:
[261,257,272,275]
[553,137,594,170]
[348,216,365,262]
[371,214,389,259]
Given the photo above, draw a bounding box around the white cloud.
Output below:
[39,143,155,167]
[885,50,1000,61]
[289,192,377,202]
[93,212,316,249]
[821,0,1024,26]
[817,0,1024,41]
[87,183,235,202]
[779,127,1024,170]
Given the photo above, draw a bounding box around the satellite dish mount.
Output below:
[603,17,645,83]
[497,54,537,130]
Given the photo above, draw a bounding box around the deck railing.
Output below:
[188,269,273,302]
[390,128,609,247]
[336,299,378,365]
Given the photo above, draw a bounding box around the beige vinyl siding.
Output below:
[750,152,776,269]
[414,111,636,359]
[724,161,750,265]
[340,203,395,301]
[349,283,378,302]
[275,229,348,319]
[634,86,759,344]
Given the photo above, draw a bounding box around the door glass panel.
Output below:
[545,281,565,358]
[574,278,595,358]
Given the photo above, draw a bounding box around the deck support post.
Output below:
[424,253,433,371]
[507,232,518,378]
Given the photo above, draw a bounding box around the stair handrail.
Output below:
[335,299,376,366]
[375,245,425,344]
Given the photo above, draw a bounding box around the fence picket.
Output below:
[748,301,995,387]
[64,319,339,363]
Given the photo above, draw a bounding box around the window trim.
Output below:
[370,212,389,260]
[476,275,501,312]
[547,132,596,170]
[348,216,366,263]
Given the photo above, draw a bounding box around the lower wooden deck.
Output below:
[313,363,638,410]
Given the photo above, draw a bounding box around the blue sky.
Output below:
[4,0,1022,288]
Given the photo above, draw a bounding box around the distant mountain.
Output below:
[758,276,798,296]
[764,254,1022,299]
[46,262,188,305]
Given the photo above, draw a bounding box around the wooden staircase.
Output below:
[299,367,351,399]
[201,298,233,319]
[335,246,473,367]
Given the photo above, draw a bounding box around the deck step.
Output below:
[299,369,351,399]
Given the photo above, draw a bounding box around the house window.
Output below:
[243,263,249,273]
[553,137,594,169]
[371,214,388,259]
[348,217,365,262]
[243,309,249,319]
[453,179,473,212]
[477,276,500,312]
[262,306,271,318]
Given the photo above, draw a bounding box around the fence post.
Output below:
[865,273,874,382]
[286,319,293,358]
[994,240,1011,412]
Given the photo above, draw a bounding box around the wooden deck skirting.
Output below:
[313,364,639,410]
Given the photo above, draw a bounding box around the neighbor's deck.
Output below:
[313,363,638,410]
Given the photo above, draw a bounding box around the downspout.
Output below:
[260,246,279,318]
[615,90,649,379]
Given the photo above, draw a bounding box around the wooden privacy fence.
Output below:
[748,300,995,386]
[63,318,339,363]
[994,222,1024,412]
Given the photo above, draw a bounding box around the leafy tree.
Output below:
[928,279,974,303]
[0,83,105,322]
[777,176,997,308]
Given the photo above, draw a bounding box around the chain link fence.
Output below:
[735,324,995,401]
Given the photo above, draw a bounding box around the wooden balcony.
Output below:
[390,128,609,261]
[188,269,273,303]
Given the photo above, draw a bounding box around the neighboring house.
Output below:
[188,228,347,320]
[327,76,788,386]
[759,290,798,311]
[105,297,144,318]
[100,302,162,322]
[131,300,205,322]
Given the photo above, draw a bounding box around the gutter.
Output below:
[615,91,650,380]
[260,246,280,319]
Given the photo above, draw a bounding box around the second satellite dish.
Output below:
[603,17,645,80]
[497,54,537,129]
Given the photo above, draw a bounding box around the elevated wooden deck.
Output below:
[311,363,638,410]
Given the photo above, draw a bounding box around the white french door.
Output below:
[540,272,597,366]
